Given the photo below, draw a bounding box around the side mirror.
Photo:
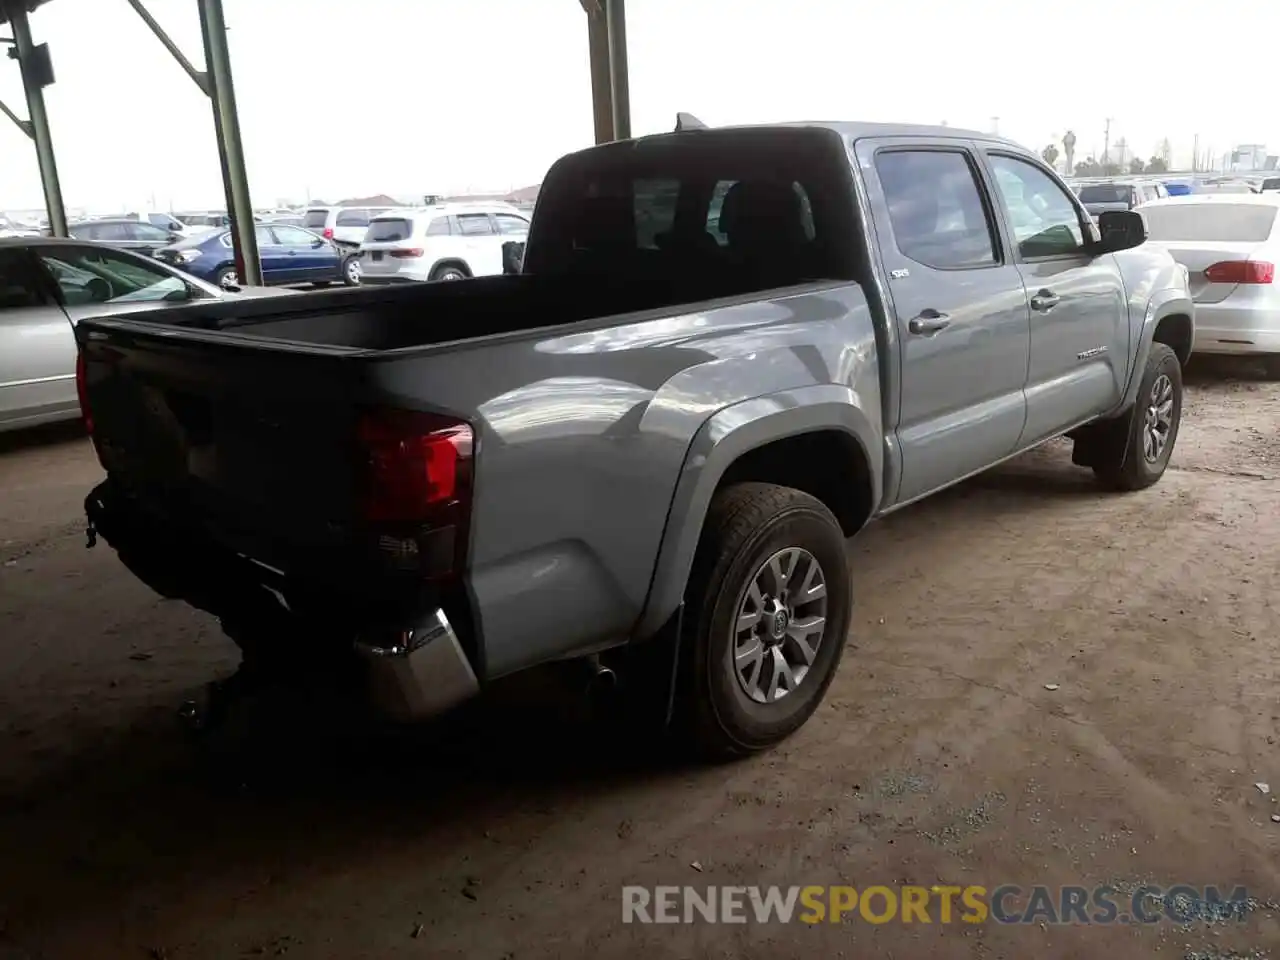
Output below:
[168,232,181,242]
[1095,210,1147,253]
[312,238,325,247]
[502,240,526,275]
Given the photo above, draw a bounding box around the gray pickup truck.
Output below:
[76,121,1194,757]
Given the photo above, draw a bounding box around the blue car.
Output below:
[155,223,361,289]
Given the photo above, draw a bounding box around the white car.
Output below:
[300,205,392,249]
[1138,193,1280,372]
[0,237,293,433]
[358,203,530,284]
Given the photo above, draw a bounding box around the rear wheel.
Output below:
[430,264,468,282]
[1092,343,1182,490]
[341,254,361,286]
[676,482,851,758]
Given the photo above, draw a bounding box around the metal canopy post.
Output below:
[604,0,630,140]
[5,0,67,235]
[195,0,260,286]
[581,0,629,144]
[126,0,260,285]
[582,0,613,143]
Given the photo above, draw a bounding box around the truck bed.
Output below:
[123,269,791,353]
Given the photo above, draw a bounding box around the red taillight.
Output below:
[389,248,424,258]
[322,227,334,240]
[1204,260,1275,284]
[357,407,472,511]
[357,410,473,579]
[75,352,93,434]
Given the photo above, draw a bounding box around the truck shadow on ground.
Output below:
[0,440,1139,949]
[0,419,85,456]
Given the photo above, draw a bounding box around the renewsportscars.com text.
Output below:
[622,884,1251,925]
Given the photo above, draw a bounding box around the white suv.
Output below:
[301,205,392,248]
[358,203,530,284]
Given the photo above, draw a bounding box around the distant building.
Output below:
[334,194,403,207]
[1229,145,1268,172]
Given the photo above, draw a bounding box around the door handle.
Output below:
[908,311,951,336]
[1030,290,1060,311]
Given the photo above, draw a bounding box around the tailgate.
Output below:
[78,321,365,583]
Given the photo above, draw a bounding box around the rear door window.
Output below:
[367,217,415,243]
[271,225,321,246]
[875,149,998,269]
[426,217,452,237]
[130,222,172,242]
[457,213,496,236]
[92,222,132,242]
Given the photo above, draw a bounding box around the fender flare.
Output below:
[632,383,882,639]
[1116,288,1195,412]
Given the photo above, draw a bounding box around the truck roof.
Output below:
[579,119,1029,156]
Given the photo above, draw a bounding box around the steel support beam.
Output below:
[604,0,630,141]
[124,0,209,95]
[0,96,31,138]
[585,3,613,143]
[195,0,260,286]
[582,0,629,144]
[5,1,66,235]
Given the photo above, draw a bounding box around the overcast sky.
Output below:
[1,0,1276,212]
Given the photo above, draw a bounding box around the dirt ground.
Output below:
[3,357,1280,960]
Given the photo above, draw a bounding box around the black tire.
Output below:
[1093,343,1182,491]
[214,266,239,290]
[430,264,468,282]
[677,482,851,758]
[1262,356,1280,380]
[340,254,361,286]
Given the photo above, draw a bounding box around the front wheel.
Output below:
[341,254,361,286]
[1093,343,1183,490]
[214,266,239,290]
[676,482,851,758]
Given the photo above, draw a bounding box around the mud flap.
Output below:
[611,603,684,732]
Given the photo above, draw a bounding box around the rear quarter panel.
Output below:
[371,283,881,679]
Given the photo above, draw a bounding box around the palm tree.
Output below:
[1062,131,1077,178]
[1042,144,1061,171]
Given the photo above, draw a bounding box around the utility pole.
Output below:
[1103,118,1112,166]
[1192,133,1199,172]
[991,116,999,135]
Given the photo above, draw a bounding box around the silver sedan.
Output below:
[0,237,292,433]
[1137,194,1280,373]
